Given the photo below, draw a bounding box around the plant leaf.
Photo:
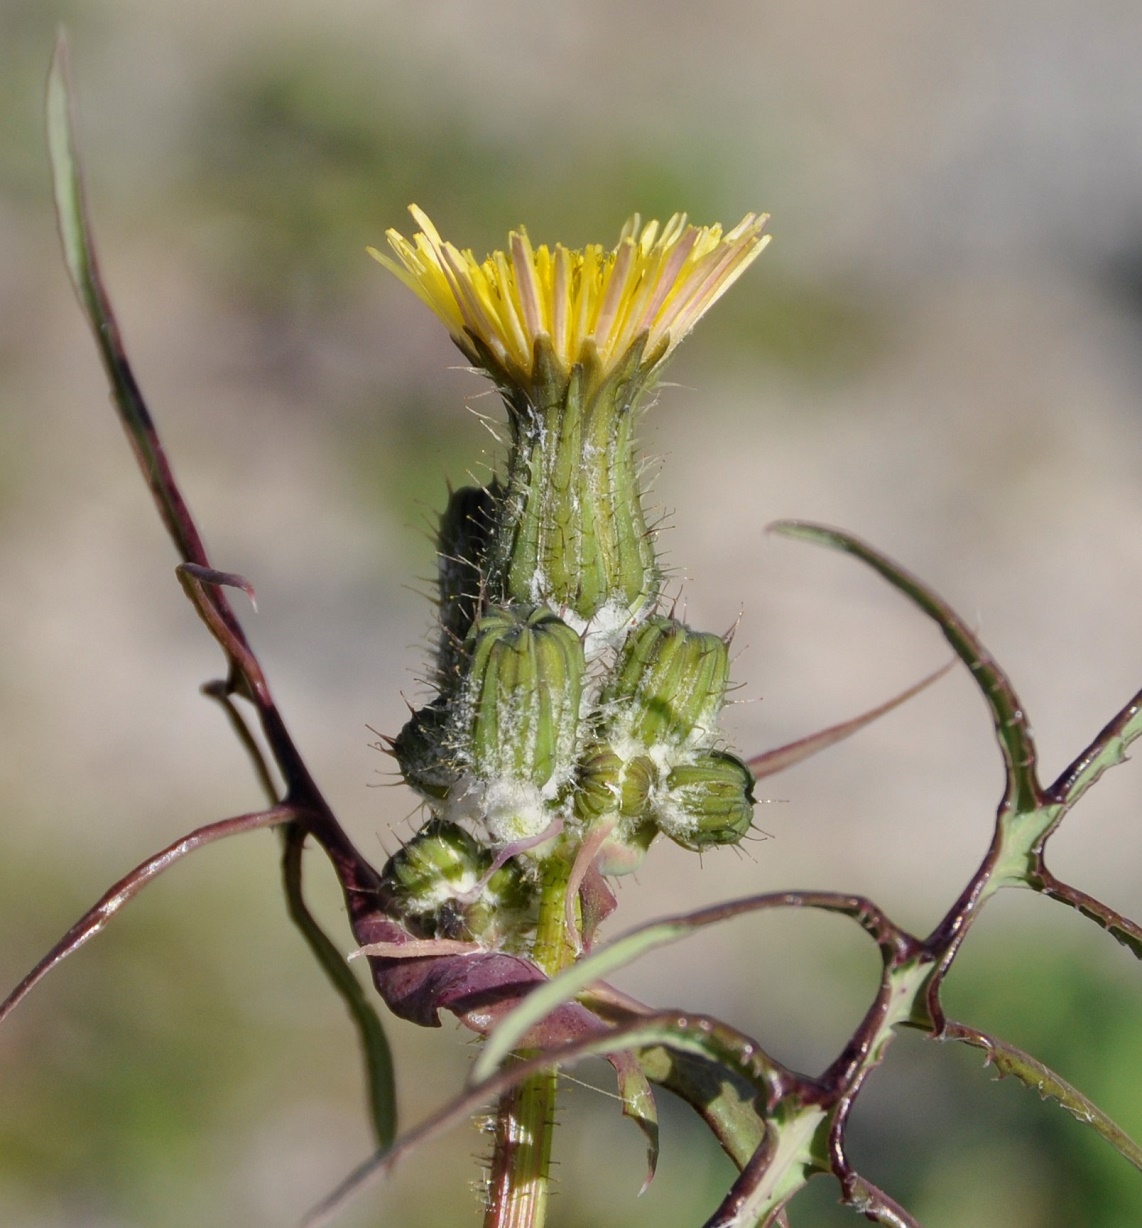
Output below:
[48,34,212,570]
[611,1051,660,1192]
[1049,683,1142,809]
[637,1045,767,1168]
[0,804,299,1025]
[304,1008,791,1228]
[1033,872,1142,960]
[769,520,1044,816]
[472,888,906,1083]
[282,826,396,1148]
[945,1020,1142,1172]
[840,1172,923,1227]
[703,1100,827,1228]
[747,659,953,780]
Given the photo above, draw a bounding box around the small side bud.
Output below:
[656,751,755,851]
[573,744,659,876]
[463,858,535,944]
[573,744,623,823]
[603,616,730,750]
[392,700,458,800]
[382,820,537,943]
[434,484,500,687]
[381,819,486,923]
[574,743,655,823]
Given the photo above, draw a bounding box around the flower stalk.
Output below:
[483,855,576,1228]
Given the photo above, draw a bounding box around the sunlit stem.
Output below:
[483,855,577,1228]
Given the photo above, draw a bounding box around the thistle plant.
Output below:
[5,37,1142,1228]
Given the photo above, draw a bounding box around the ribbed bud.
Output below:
[382,820,486,914]
[489,337,660,643]
[392,700,457,800]
[574,743,655,823]
[381,819,535,943]
[463,859,535,943]
[603,616,730,750]
[462,604,585,789]
[657,751,755,851]
[571,744,658,876]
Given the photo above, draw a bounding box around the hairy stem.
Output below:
[483,855,575,1228]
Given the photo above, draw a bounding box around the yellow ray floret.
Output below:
[371,207,770,382]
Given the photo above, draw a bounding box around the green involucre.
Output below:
[602,616,731,750]
[461,604,585,789]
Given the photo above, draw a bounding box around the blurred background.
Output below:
[2,1,1142,1224]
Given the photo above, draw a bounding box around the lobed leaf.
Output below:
[472,889,910,1083]
[304,1009,792,1228]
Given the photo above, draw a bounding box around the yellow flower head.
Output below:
[371,206,770,389]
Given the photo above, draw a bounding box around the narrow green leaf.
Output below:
[769,520,1044,815]
[612,1055,659,1191]
[637,1045,766,1168]
[47,32,209,568]
[472,888,898,1083]
[283,826,396,1148]
[945,1021,1142,1172]
[47,36,92,313]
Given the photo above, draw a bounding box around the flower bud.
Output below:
[434,484,499,688]
[463,858,535,943]
[381,820,537,943]
[571,744,658,875]
[462,604,585,789]
[574,743,655,823]
[656,751,755,851]
[392,700,457,800]
[382,819,486,914]
[603,616,730,750]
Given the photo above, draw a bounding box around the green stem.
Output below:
[482,856,576,1228]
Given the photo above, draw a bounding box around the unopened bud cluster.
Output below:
[376,209,768,948]
[387,414,753,944]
